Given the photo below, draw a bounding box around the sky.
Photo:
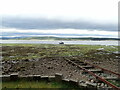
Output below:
[0,0,119,38]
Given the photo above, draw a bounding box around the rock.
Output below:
[24,59,29,62]
[10,73,19,81]
[97,48,104,51]
[69,79,78,85]
[10,56,15,58]
[33,75,41,80]
[2,75,11,81]
[41,76,48,81]
[48,76,55,81]
[55,73,63,81]
[113,51,120,54]
[47,66,53,69]
[11,61,18,64]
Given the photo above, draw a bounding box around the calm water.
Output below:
[0,40,119,46]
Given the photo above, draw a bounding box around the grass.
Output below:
[2,80,80,89]
[1,44,118,61]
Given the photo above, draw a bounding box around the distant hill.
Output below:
[1,36,120,41]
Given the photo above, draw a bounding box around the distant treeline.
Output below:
[1,36,120,40]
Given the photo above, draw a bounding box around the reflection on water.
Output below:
[0,40,118,46]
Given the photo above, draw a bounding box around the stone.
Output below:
[55,73,63,81]
[47,66,53,69]
[48,76,55,81]
[41,76,48,81]
[97,48,104,51]
[86,82,97,88]
[2,75,10,81]
[10,73,19,81]
[62,79,69,83]
[69,79,78,85]
[27,75,34,80]
[78,81,87,88]
[33,75,41,81]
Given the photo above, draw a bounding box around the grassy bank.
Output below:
[1,44,118,61]
[2,80,80,89]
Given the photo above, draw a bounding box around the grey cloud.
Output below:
[2,17,117,31]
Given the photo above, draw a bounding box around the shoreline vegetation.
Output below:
[2,80,80,89]
[1,44,119,61]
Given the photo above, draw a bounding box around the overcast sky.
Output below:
[1,0,119,38]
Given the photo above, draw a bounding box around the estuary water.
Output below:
[0,40,119,46]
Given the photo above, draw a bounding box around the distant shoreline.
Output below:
[0,39,119,41]
[1,36,120,41]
